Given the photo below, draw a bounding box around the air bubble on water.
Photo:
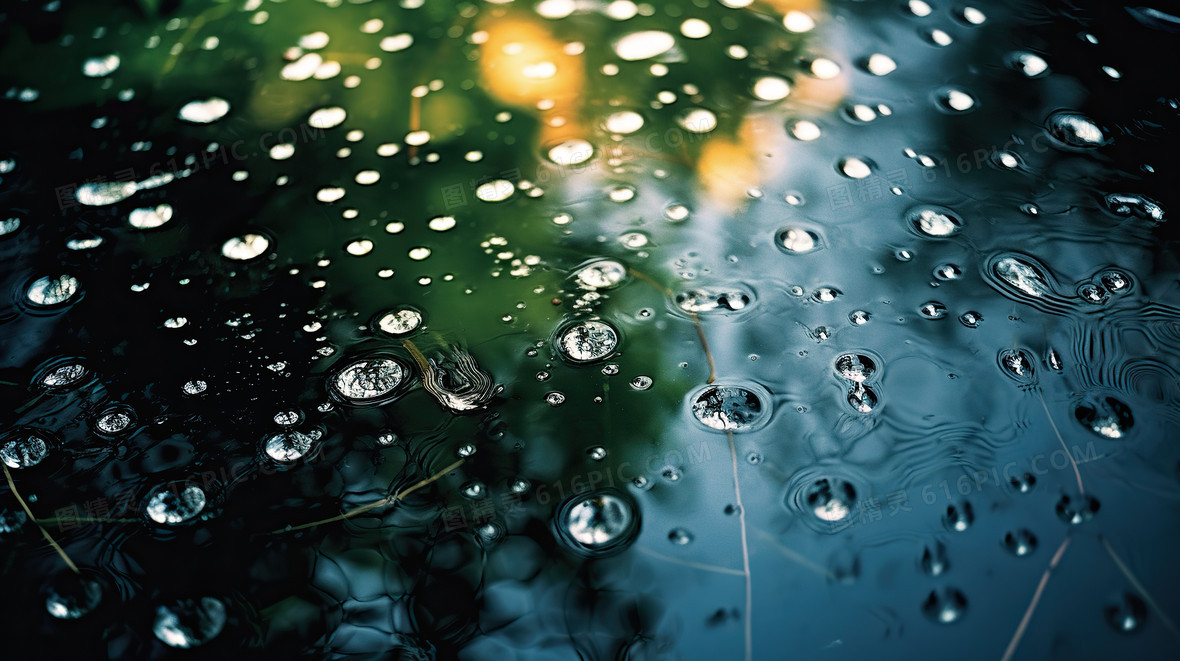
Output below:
[812,287,841,303]
[41,363,87,387]
[45,574,103,619]
[331,357,406,402]
[619,231,647,247]
[1046,111,1109,149]
[668,528,693,545]
[273,411,300,426]
[129,204,174,229]
[849,310,871,325]
[572,260,628,291]
[908,205,962,237]
[958,311,982,327]
[806,478,856,523]
[1078,282,1108,304]
[95,409,134,435]
[1003,529,1037,556]
[1056,494,1100,524]
[604,110,645,134]
[613,30,675,61]
[675,288,751,313]
[992,255,1052,298]
[1103,193,1165,224]
[1075,397,1133,438]
[26,274,80,307]
[835,354,876,383]
[848,385,878,413]
[919,301,947,319]
[1099,270,1130,293]
[1009,472,1037,494]
[82,54,120,77]
[934,263,962,280]
[923,588,967,623]
[1,217,21,237]
[376,308,422,335]
[998,348,1036,381]
[676,108,718,133]
[631,375,653,390]
[862,53,897,76]
[944,501,974,531]
[587,446,607,461]
[691,385,764,431]
[556,320,619,363]
[144,483,207,525]
[221,234,270,260]
[461,481,486,499]
[308,106,347,129]
[838,156,873,179]
[545,391,566,406]
[921,542,949,576]
[153,597,226,648]
[1007,51,1049,78]
[778,228,822,254]
[476,180,515,202]
[790,120,821,141]
[752,76,790,101]
[178,97,230,123]
[264,429,317,462]
[1,432,49,469]
[555,490,639,556]
[182,380,207,395]
[1105,593,1147,633]
[547,139,594,166]
[992,150,1022,169]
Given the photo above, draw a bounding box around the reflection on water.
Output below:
[2,0,1180,659]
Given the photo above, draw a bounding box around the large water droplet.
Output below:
[264,429,320,462]
[1002,529,1038,556]
[691,385,765,431]
[1105,593,1147,633]
[1046,111,1109,149]
[331,357,407,402]
[907,205,962,237]
[613,31,675,61]
[1056,493,1100,524]
[1,431,49,469]
[1075,397,1133,438]
[153,597,227,648]
[178,97,230,124]
[923,588,968,623]
[547,139,594,166]
[376,308,423,336]
[45,574,103,619]
[221,234,270,260]
[555,489,639,556]
[556,320,619,363]
[26,274,80,306]
[144,483,207,525]
[572,259,628,289]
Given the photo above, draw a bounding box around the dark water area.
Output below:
[1,0,1179,659]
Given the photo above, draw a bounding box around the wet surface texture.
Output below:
[2,0,1180,659]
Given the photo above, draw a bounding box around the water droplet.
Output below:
[936,88,977,113]
[1003,529,1038,556]
[993,255,1052,298]
[778,228,822,254]
[45,574,103,619]
[849,310,871,325]
[691,385,765,431]
[545,391,566,406]
[922,542,950,576]
[1103,194,1165,224]
[863,53,897,76]
[998,348,1036,381]
[676,288,751,313]
[26,274,80,307]
[812,287,841,303]
[923,588,968,623]
[41,362,87,387]
[153,597,226,648]
[783,11,816,32]
[129,204,174,229]
[476,180,515,202]
[331,357,407,403]
[221,234,270,260]
[1008,51,1050,78]
[1105,593,1147,633]
[848,385,878,413]
[958,311,983,327]
[308,106,347,129]
[82,54,120,77]
[376,308,422,335]
[838,156,873,179]
[182,380,207,395]
[1056,493,1100,524]
[630,375,653,390]
[178,97,230,123]
[1099,270,1131,293]
[613,31,675,61]
[919,301,948,319]
[835,354,877,383]
[908,205,962,237]
[676,108,718,133]
[1046,111,1109,149]
[668,528,693,545]
[752,76,790,101]
[1075,397,1133,439]
[572,259,627,289]
[944,501,974,531]
[95,408,134,435]
[547,139,594,166]
[556,320,619,363]
[1078,282,1108,304]
[805,478,856,523]
[264,429,318,462]
[555,489,639,556]
[345,239,373,256]
[1,432,49,469]
[604,110,645,134]
[144,483,206,525]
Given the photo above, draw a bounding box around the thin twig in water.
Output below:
[627,267,717,383]
[636,547,745,577]
[1001,534,1072,661]
[1037,391,1084,496]
[2,463,80,574]
[273,458,465,534]
[1101,536,1180,640]
[727,430,753,661]
[749,526,835,580]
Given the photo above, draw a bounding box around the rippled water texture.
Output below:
[2,1,1179,659]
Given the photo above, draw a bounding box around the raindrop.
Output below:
[805,478,856,523]
[587,446,607,461]
[556,320,619,363]
[908,205,962,237]
[919,301,947,319]
[835,354,877,383]
[604,111,645,134]
[1103,194,1165,224]
[1002,530,1038,556]
[308,106,347,129]
[545,392,566,407]
[331,357,407,403]
[669,528,693,545]
[573,260,627,289]
[221,234,270,260]
[1045,111,1109,149]
[690,385,765,431]
[676,108,718,133]
[153,598,227,648]
[178,97,230,123]
[778,228,822,254]
[848,385,878,413]
[547,139,594,166]
[943,501,974,531]
[26,274,80,307]
[1105,593,1147,633]
[1099,270,1131,293]
[630,375,653,390]
[752,76,790,102]
[862,53,897,76]
[613,31,675,61]
[936,88,977,113]
[76,181,136,206]
[144,483,207,525]
[45,574,103,619]
[41,363,87,388]
[182,380,207,395]
[958,311,983,327]
[998,348,1036,381]
[376,308,422,335]
[95,408,134,436]
[82,54,120,77]
[1,432,50,469]
[838,156,873,179]
[790,120,821,141]
[555,489,639,556]
[922,542,950,576]
[1055,494,1100,524]
[264,429,318,462]
[129,204,174,229]
[922,588,967,624]
[1074,397,1133,439]
[1008,51,1050,78]
[476,180,515,202]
